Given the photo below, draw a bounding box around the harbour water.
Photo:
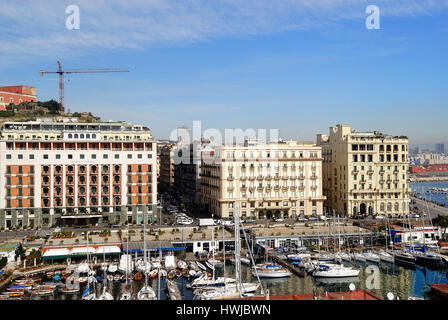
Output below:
[410,181,448,207]
[31,260,448,300]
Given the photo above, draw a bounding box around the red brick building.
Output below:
[0,86,37,110]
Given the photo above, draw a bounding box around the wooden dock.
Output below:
[271,256,305,277]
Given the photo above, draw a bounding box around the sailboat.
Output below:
[364,251,381,263]
[377,216,395,263]
[251,218,291,278]
[312,262,360,278]
[81,232,96,300]
[394,212,416,268]
[195,207,260,299]
[137,208,157,300]
[313,211,360,278]
[413,186,446,269]
[120,225,132,300]
[96,239,113,300]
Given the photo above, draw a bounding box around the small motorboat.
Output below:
[167,271,176,280]
[113,274,121,281]
[197,262,207,271]
[106,274,114,282]
[133,272,143,281]
[149,269,158,279]
[58,286,80,294]
[177,260,188,269]
[182,268,190,278]
[108,264,118,273]
[159,269,167,278]
[175,270,182,278]
[189,270,197,277]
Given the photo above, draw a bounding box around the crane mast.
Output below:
[39,60,129,113]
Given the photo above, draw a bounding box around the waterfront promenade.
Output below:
[410,196,448,219]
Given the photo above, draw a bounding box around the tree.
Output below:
[432,215,448,239]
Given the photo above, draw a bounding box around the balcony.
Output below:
[240,176,247,181]
[310,175,318,180]
[227,176,234,181]
[298,175,305,180]
[257,175,263,180]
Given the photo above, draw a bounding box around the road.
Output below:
[410,195,448,220]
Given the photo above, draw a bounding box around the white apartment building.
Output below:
[317,124,410,217]
[200,139,325,219]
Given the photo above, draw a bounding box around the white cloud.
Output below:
[1,0,448,62]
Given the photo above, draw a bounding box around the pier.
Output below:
[271,256,305,277]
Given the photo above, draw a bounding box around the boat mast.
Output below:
[420,185,427,252]
[144,206,148,288]
[336,209,341,253]
[126,224,129,292]
[265,217,268,264]
[222,220,226,287]
[212,213,215,281]
[234,207,242,294]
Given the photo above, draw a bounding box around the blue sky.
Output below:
[1,0,448,145]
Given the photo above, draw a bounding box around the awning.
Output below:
[42,248,70,259]
[70,247,96,256]
[96,246,121,254]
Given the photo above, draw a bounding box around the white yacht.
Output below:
[364,252,381,263]
[251,263,291,278]
[378,250,394,263]
[186,273,236,289]
[334,252,352,262]
[352,252,367,263]
[312,263,360,278]
[137,285,157,300]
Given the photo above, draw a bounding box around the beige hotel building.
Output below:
[317,124,410,217]
[200,139,325,219]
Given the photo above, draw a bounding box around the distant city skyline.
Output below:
[1,1,448,144]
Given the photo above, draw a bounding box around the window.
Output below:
[127,154,132,159]
[6,154,11,159]
[91,154,96,159]
[29,154,34,160]
[103,154,108,159]
[56,154,61,159]
[18,154,23,159]
[43,154,49,159]
[80,154,85,159]
[138,154,142,159]
[115,154,120,159]
[147,154,152,159]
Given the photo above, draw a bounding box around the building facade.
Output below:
[0,86,37,110]
[158,142,175,190]
[200,140,325,219]
[435,143,445,155]
[0,119,158,229]
[317,124,410,217]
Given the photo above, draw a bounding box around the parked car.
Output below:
[274,218,284,222]
[375,215,386,219]
[308,217,317,221]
